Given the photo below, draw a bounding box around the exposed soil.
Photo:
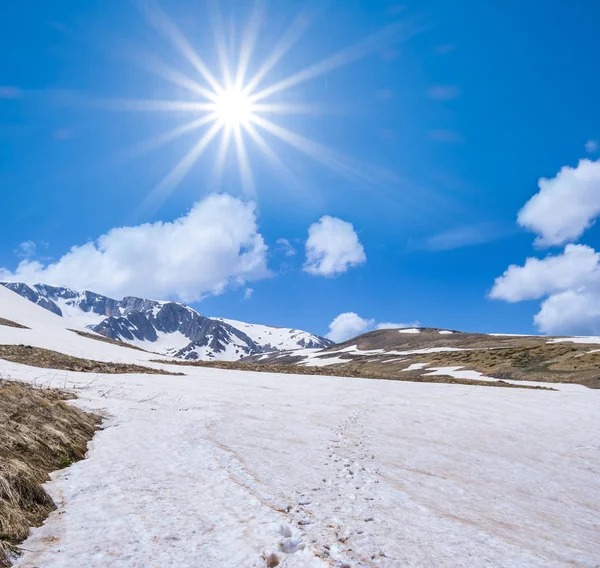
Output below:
[151,359,553,390]
[0,345,183,376]
[68,329,147,352]
[0,379,100,566]
[0,319,28,330]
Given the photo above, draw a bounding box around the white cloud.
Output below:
[243,288,254,299]
[304,216,366,277]
[490,244,600,335]
[275,238,296,257]
[535,290,600,335]
[517,159,600,247]
[326,313,421,342]
[489,244,600,302]
[585,139,598,153]
[326,312,374,342]
[0,194,270,303]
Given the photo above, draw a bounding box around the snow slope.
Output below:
[215,317,332,351]
[0,285,161,366]
[2,282,332,360]
[1,292,599,567]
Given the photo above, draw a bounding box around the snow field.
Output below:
[1,359,597,568]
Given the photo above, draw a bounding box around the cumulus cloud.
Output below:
[490,158,600,334]
[489,244,600,302]
[326,313,420,342]
[326,312,374,342]
[534,290,600,335]
[304,216,366,277]
[0,194,270,302]
[517,159,600,247]
[489,244,600,334]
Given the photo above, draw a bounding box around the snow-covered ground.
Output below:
[547,336,600,345]
[2,286,600,567]
[3,360,598,568]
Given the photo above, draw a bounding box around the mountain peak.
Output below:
[1,282,332,361]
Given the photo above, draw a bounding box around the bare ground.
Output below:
[0,345,183,376]
[0,319,28,330]
[0,379,100,566]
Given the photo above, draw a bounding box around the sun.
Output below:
[118,1,411,208]
[212,88,254,128]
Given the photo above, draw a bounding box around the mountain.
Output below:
[0,282,332,361]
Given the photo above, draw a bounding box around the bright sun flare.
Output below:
[120,1,410,208]
[212,88,254,127]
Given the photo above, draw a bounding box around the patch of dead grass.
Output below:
[0,379,100,566]
[0,345,183,376]
[151,359,552,390]
[0,319,28,330]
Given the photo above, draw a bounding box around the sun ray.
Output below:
[243,121,303,192]
[250,21,416,102]
[124,114,218,159]
[250,102,324,115]
[102,99,215,112]
[242,11,312,95]
[138,0,224,94]
[120,3,420,207]
[208,0,234,89]
[144,120,223,209]
[213,125,233,188]
[250,114,383,188]
[125,48,219,101]
[233,125,255,195]
[234,0,264,90]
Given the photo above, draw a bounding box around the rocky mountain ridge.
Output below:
[1,282,332,360]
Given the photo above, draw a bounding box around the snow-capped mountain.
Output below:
[1,283,333,360]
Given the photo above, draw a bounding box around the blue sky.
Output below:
[2,0,600,339]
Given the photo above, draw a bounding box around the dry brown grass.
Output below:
[0,379,100,566]
[68,329,147,352]
[414,344,600,388]
[0,345,183,376]
[151,359,552,390]
[0,319,28,330]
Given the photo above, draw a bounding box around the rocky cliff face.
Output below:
[1,282,332,360]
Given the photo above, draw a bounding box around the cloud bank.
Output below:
[491,159,600,334]
[1,194,270,303]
